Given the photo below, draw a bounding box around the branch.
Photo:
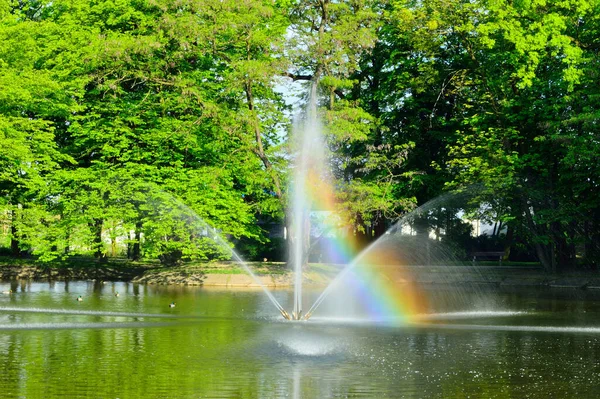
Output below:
[334,88,346,100]
[283,72,313,81]
[283,72,346,100]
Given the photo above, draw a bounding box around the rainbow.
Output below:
[311,240,427,324]
[345,264,426,324]
[295,137,427,325]
[300,169,426,324]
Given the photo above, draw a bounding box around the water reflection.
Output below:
[0,282,599,397]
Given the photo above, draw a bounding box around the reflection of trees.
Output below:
[2,284,600,397]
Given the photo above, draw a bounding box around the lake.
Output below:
[0,280,599,398]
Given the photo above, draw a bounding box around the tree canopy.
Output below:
[0,0,599,270]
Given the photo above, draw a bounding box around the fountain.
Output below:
[281,86,492,323]
[289,82,327,321]
[282,82,443,322]
[283,83,418,322]
[141,91,503,326]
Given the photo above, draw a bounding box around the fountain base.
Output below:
[280,310,313,321]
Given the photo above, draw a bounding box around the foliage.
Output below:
[352,0,600,270]
[0,0,599,270]
[0,0,285,264]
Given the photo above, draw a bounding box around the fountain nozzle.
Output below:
[280,309,292,320]
[303,311,313,321]
[290,311,303,321]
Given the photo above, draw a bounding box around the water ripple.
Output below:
[0,306,179,319]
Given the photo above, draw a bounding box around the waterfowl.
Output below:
[77,296,83,302]
[2,290,12,295]
[115,292,120,297]
[169,302,176,308]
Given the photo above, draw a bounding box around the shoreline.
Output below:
[0,261,599,290]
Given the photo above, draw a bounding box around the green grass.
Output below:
[200,267,245,274]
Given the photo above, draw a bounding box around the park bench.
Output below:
[472,251,504,266]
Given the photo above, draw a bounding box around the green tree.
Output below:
[370,0,599,270]
[0,2,79,256]
[1,0,287,263]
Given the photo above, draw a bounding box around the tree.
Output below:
[372,0,598,270]
[0,2,79,256]
[444,0,598,271]
[1,0,286,263]
[350,0,600,270]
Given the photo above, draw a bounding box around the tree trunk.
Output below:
[89,218,105,260]
[9,209,21,257]
[10,224,20,257]
[354,213,372,249]
[553,221,577,271]
[523,204,553,272]
[496,221,504,237]
[132,221,142,260]
[414,215,429,239]
[64,227,70,255]
[373,217,387,239]
[503,225,513,261]
[532,241,553,272]
[585,215,600,269]
[244,67,284,208]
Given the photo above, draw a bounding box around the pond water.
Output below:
[0,280,599,398]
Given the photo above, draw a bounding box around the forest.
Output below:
[0,0,599,272]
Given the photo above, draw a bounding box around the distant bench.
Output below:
[472,251,504,266]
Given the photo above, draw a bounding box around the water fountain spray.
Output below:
[149,193,290,317]
[288,80,322,321]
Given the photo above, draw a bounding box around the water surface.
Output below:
[0,281,599,398]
